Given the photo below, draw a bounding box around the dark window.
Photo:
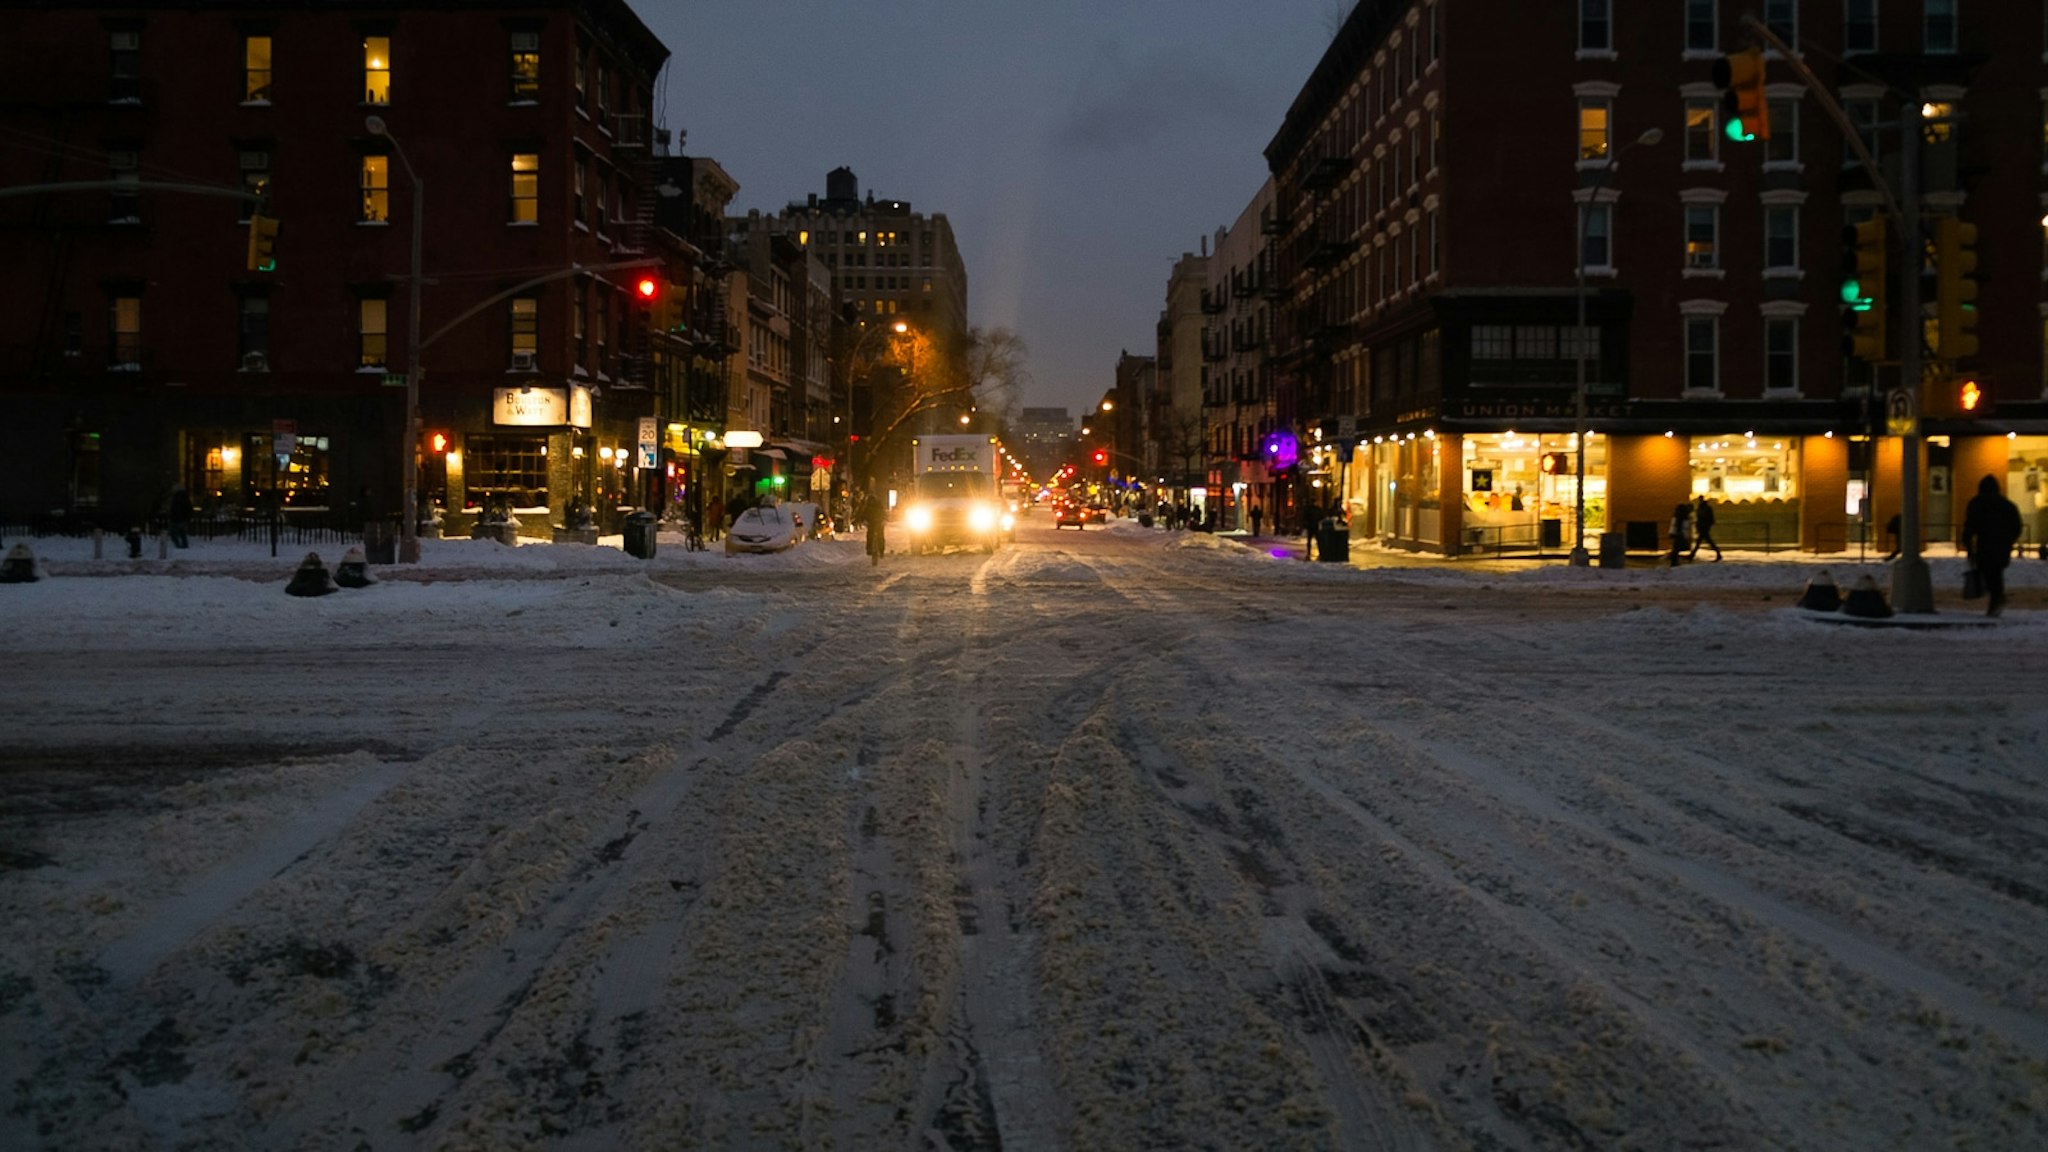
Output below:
[1686,0,1717,52]
[1580,0,1611,51]
[238,296,270,366]
[109,30,140,101]
[1844,0,1877,53]
[108,150,140,223]
[1765,317,1798,391]
[1686,316,1718,390]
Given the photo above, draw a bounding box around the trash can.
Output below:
[1598,531,1627,569]
[362,519,397,564]
[1540,518,1563,549]
[1316,518,1349,562]
[622,510,658,559]
[1625,520,1660,551]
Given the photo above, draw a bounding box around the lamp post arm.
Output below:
[1738,15,1900,226]
[420,258,658,351]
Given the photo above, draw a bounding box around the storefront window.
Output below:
[1689,435,1798,499]
[1461,432,1607,548]
[465,433,549,511]
[241,432,331,509]
[2006,435,2048,546]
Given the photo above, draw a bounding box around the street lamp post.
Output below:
[1569,126,1662,566]
[366,115,423,563]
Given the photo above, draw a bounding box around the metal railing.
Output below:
[1448,517,2042,562]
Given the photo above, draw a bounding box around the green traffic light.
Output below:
[1723,118,1753,143]
[1840,279,1865,306]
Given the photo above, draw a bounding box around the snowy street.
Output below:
[3,519,2046,1150]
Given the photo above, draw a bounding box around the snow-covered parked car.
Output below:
[725,505,801,554]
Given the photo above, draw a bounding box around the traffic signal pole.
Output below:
[1892,103,1933,613]
[1740,16,1930,611]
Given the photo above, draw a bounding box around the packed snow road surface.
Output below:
[3,524,2045,1149]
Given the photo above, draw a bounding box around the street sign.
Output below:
[1884,387,1917,437]
[637,417,658,468]
[383,372,406,388]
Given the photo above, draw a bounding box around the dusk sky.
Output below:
[645,1,1344,417]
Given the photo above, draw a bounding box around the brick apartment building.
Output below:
[1262,0,2047,556]
[0,0,703,535]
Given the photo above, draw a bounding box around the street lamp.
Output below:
[1569,125,1662,566]
[365,114,424,563]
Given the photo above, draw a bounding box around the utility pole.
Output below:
[1893,102,1932,613]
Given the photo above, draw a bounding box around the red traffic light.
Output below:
[1091,450,1107,465]
[635,276,658,301]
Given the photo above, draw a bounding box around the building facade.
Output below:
[0,0,685,535]
[1203,178,1282,531]
[1263,0,2047,556]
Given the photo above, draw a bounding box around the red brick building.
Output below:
[0,1,687,534]
[1264,0,2047,556]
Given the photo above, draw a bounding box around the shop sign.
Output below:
[272,418,296,466]
[1447,398,1627,421]
[569,385,592,429]
[493,387,568,426]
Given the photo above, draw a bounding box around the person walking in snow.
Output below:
[1961,474,2023,617]
[166,483,192,549]
[1249,502,1263,536]
[863,486,888,566]
[1689,495,1721,561]
[1668,502,1692,568]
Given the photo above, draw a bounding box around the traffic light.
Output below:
[1840,217,1888,361]
[633,275,659,303]
[1091,449,1108,466]
[246,214,279,272]
[1712,47,1770,142]
[1923,377,1990,420]
[1933,217,1979,361]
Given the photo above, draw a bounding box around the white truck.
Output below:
[903,434,1014,553]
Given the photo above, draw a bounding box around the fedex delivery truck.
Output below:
[903,435,1013,553]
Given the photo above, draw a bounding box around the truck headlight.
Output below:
[968,505,997,531]
[906,506,934,533]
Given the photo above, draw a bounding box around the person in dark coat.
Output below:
[1668,502,1693,568]
[1961,474,2023,617]
[1689,495,1721,561]
[1249,503,1264,536]
[863,486,888,565]
[167,483,192,549]
[1883,512,1902,561]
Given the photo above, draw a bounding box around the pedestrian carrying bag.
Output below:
[1963,564,1984,600]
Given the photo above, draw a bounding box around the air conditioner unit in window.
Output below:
[241,351,268,371]
[510,350,537,372]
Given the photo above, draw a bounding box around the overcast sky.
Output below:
[645,1,1343,417]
